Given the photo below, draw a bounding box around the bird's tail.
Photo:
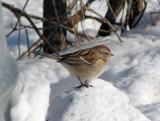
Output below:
[32,51,58,60]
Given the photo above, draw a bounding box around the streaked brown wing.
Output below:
[58,48,97,65]
[80,49,97,64]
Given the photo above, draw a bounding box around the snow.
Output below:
[0,2,18,121]
[102,34,160,106]
[47,79,150,121]
[1,0,160,121]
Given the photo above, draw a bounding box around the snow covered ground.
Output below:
[47,79,150,121]
[2,0,160,121]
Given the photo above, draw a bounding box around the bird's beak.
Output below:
[109,53,114,57]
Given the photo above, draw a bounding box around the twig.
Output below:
[150,11,160,25]
[67,0,77,13]
[16,0,29,57]
[6,27,17,37]
[85,7,123,42]
[80,0,92,41]
[18,22,21,58]
[106,0,116,19]
[17,39,43,60]
[52,0,66,40]
[3,1,60,57]
[66,0,95,27]
[125,0,132,29]
[24,14,60,56]
[7,0,29,37]
[2,2,93,39]
[120,0,126,32]
[132,0,147,27]
[25,28,30,58]
[68,0,81,47]
[2,2,42,20]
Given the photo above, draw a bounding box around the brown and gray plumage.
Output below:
[33,45,113,88]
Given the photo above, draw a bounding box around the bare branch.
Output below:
[132,0,147,27]
[24,14,60,56]
[2,2,93,39]
[106,0,116,19]
[18,23,21,58]
[85,7,123,42]
[17,39,43,60]
[25,28,30,58]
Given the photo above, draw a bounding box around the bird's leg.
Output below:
[76,76,93,88]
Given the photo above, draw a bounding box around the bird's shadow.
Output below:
[47,76,83,121]
[49,76,79,103]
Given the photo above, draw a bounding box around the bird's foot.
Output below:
[76,82,94,88]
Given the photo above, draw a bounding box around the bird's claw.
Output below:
[76,82,94,89]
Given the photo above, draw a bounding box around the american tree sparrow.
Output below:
[34,45,113,88]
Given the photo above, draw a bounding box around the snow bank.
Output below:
[0,1,18,121]
[10,58,70,121]
[102,33,160,106]
[47,79,150,121]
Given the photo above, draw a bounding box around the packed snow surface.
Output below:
[47,79,150,121]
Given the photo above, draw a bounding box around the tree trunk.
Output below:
[43,0,67,53]
[98,0,126,36]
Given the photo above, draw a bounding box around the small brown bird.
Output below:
[34,45,113,88]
